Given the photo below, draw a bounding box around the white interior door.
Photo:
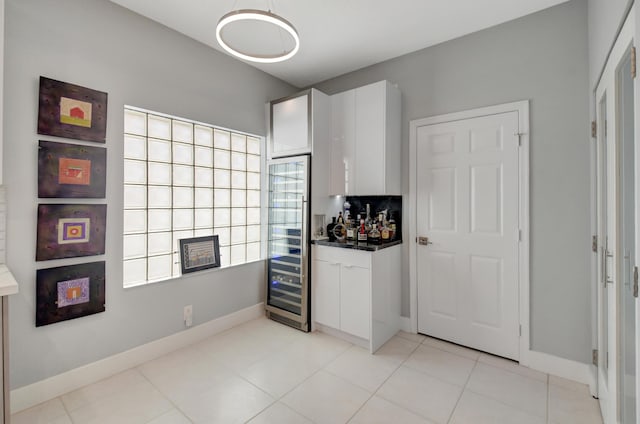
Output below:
[594,9,636,423]
[415,110,520,360]
[595,87,617,423]
[619,46,636,424]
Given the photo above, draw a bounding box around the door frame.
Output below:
[592,7,637,422]
[408,100,530,364]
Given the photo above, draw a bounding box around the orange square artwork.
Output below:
[58,158,91,185]
[66,286,82,300]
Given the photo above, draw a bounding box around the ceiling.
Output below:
[110,0,571,88]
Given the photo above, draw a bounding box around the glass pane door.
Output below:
[266,157,308,321]
[618,48,636,424]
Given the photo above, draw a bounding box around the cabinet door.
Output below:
[312,259,340,329]
[330,90,355,195]
[354,82,385,195]
[340,264,370,339]
[271,92,310,158]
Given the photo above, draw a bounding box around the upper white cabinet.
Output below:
[269,88,330,159]
[268,88,333,219]
[270,91,310,157]
[330,81,401,196]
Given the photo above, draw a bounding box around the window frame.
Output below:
[123,105,264,288]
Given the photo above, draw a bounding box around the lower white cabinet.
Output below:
[312,244,401,352]
[339,264,370,339]
[313,259,341,330]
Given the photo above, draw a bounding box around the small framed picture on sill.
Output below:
[179,235,221,274]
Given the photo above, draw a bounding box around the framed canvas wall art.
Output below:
[36,261,105,327]
[37,77,108,143]
[36,204,107,261]
[38,140,107,198]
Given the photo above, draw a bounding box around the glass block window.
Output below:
[123,106,263,287]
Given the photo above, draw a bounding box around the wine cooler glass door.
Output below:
[266,155,309,330]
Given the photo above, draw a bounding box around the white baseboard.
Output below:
[399,316,412,333]
[526,350,595,393]
[11,302,265,413]
[313,323,369,350]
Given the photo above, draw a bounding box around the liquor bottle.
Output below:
[357,218,368,243]
[327,216,337,241]
[346,213,356,242]
[380,213,391,242]
[388,211,397,240]
[364,204,372,232]
[368,220,381,244]
[337,211,344,224]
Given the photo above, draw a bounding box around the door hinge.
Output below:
[519,325,522,337]
[632,46,637,79]
[592,349,598,366]
[592,235,598,253]
[634,266,638,298]
[591,121,597,138]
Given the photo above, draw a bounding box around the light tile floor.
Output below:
[12,317,603,424]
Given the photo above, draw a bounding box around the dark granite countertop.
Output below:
[311,239,402,252]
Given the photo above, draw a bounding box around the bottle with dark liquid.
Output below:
[368,220,381,244]
[346,213,356,242]
[327,216,337,241]
[388,211,397,240]
[357,218,368,243]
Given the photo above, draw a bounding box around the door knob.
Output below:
[418,236,433,246]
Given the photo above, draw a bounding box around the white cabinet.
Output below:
[313,260,340,329]
[270,91,310,157]
[312,244,401,352]
[330,80,401,196]
[268,88,333,221]
[269,88,330,159]
[339,264,370,339]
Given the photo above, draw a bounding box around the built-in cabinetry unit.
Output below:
[330,80,401,196]
[266,89,332,330]
[312,244,401,352]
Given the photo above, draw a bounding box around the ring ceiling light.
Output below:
[216,9,300,63]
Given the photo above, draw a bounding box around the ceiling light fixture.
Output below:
[216,9,299,64]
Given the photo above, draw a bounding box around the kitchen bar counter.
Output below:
[311,239,402,251]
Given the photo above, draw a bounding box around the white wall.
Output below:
[316,0,592,363]
[4,0,295,389]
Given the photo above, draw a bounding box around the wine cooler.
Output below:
[265,155,310,331]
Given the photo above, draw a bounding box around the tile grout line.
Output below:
[340,357,406,423]
[351,336,439,422]
[445,355,480,424]
[135,366,195,424]
[241,337,354,423]
[546,373,550,424]
[58,394,75,424]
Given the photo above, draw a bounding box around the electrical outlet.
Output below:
[184,305,193,327]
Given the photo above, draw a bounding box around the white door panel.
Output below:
[417,111,520,360]
[594,9,636,422]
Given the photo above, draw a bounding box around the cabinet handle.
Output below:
[343,264,353,269]
[329,262,340,266]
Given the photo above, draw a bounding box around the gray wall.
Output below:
[316,0,592,363]
[587,0,633,90]
[4,0,295,388]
